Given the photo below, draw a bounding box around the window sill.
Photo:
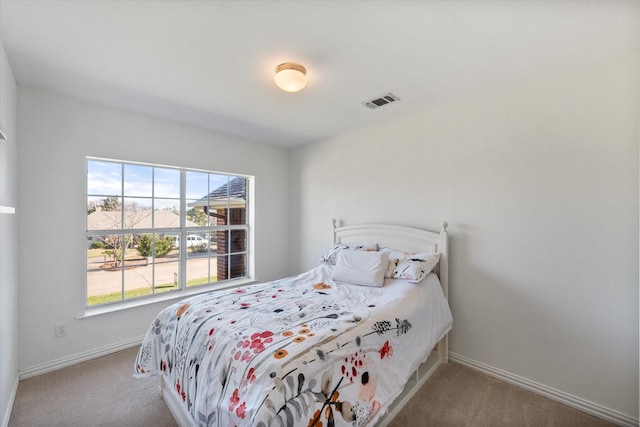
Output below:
[77,277,256,319]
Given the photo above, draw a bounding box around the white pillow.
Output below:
[319,242,378,265]
[332,250,389,287]
[381,248,440,283]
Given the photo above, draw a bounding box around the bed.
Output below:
[135,220,452,427]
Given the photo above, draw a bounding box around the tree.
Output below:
[137,234,173,258]
[98,199,148,267]
[102,234,124,267]
[101,196,121,211]
[187,208,208,226]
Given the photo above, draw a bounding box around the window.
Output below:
[86,158,251,308]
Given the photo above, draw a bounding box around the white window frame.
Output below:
[85,157,254,313]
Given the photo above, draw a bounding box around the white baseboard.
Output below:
[1,375,19,427]
[449,352,639,427]
[19,336,144,380]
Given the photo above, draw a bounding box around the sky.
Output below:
[87,158,235,210]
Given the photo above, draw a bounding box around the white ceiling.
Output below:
[1,1,638,147]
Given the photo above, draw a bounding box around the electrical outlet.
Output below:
[55,322,67,338]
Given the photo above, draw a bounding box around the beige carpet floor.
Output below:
[9,346,614,427]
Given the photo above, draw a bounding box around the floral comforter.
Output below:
[134,265,452,427]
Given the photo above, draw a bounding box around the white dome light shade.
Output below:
[274,62,307,93]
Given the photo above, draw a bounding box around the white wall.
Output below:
[0,39,18,426]
[291,53,639,421]
[16,87,291,372]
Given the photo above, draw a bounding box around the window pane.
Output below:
[207,176,248,225]
[154,167,180,199]
[228,208,247,226]
[87,197,123,231]
[214,230,248,281]
[122,198,153,230]
[87,232,124,306]
[216,229,248,255]
[186,171,209,200]
[155,198,181,229]
[207,175,230,224]
[87,234,121,305]
[122,232,152,298]
[229,254,247,279]
[185,233,209,257]
[87,206,123,231]
[144,232,180,292]
[87,160,121,196]
[185,199,208,228]
[154,208,181,229]
[129,233,180,296]
[187,253,216,288]
[154,255,180,294]
[124,164,152,197]
[229,176,248,226]
[230,229,246,253]
[186,170,210,228]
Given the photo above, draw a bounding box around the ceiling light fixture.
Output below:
[274,62,307,93]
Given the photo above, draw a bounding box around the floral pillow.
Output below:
[381,248,440,283]
[319,242,379,265]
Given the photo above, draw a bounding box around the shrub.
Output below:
[90,242,105,249]
[137,234,174,258]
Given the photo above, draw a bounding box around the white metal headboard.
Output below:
[332,220,449,298]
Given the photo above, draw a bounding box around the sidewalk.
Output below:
[87,254,212,296]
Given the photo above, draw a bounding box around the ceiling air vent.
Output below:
[362,93,400,110]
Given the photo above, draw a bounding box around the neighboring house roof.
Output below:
[189,177,247,210]
[87,209,198,230]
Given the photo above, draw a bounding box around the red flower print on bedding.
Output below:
[236,401,247,419]
[246,367,256,384]
[207,328,216,351]
[229,388,247,419]
[229,388,240,410]
[233,350,251,362]
[341,349,366,383]
[250,331,274,353]
[175,381,186,401]
[379,340,393,359]
[233,330,274,362]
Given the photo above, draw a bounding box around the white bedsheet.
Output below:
[135,265,452,427]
